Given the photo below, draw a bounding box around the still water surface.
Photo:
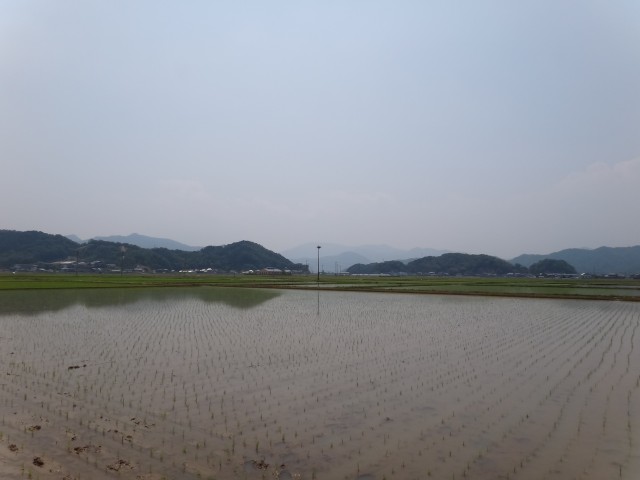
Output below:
[0,287,638,479]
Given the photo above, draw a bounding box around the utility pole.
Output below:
[317,245,321,285]
[120,245,126,276]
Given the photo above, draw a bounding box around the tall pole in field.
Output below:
[317,245,321,285]
[120,245,126,276]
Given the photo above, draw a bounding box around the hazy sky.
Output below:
[2,1,639,258]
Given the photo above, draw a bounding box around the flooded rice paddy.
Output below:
[0,287,639,479]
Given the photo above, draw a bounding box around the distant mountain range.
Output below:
[66,233,201,251]
[281,242,448,272]
[347,253,527,276]
[0,230,306,272]
[511,246,640,275]
[288,242,640,275]
[3,230,640,275]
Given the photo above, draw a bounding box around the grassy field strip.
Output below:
[2,274,640,302]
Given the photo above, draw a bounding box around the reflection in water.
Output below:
[0,291,636,479]
[0,286,281,316]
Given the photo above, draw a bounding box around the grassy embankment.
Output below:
[1,273,639,301]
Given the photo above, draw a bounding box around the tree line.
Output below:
[347,253,576,276]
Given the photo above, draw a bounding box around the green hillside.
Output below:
[348,253,528,276]
[512,246,640,275]
[0,230,78,265]
[0,230,307,273]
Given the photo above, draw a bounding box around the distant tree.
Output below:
[529,259,576,275]
[512,263,529,274]
[347,263,372,274]
[346,260,407,275]
[407,253,516,276]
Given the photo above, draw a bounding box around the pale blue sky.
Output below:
[2,1,639,258]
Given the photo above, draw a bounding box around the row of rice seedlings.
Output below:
[460,303,640,480]
[0,294,595,478]
[1,289,639,479]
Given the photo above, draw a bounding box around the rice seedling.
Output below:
[0,287,638,478]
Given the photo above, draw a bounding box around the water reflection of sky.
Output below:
[0,287,281,316]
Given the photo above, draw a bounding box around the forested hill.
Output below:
[0,230,78,265]
[512,246,640,275]
[0,230,307,272]
[348,253,527,276]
